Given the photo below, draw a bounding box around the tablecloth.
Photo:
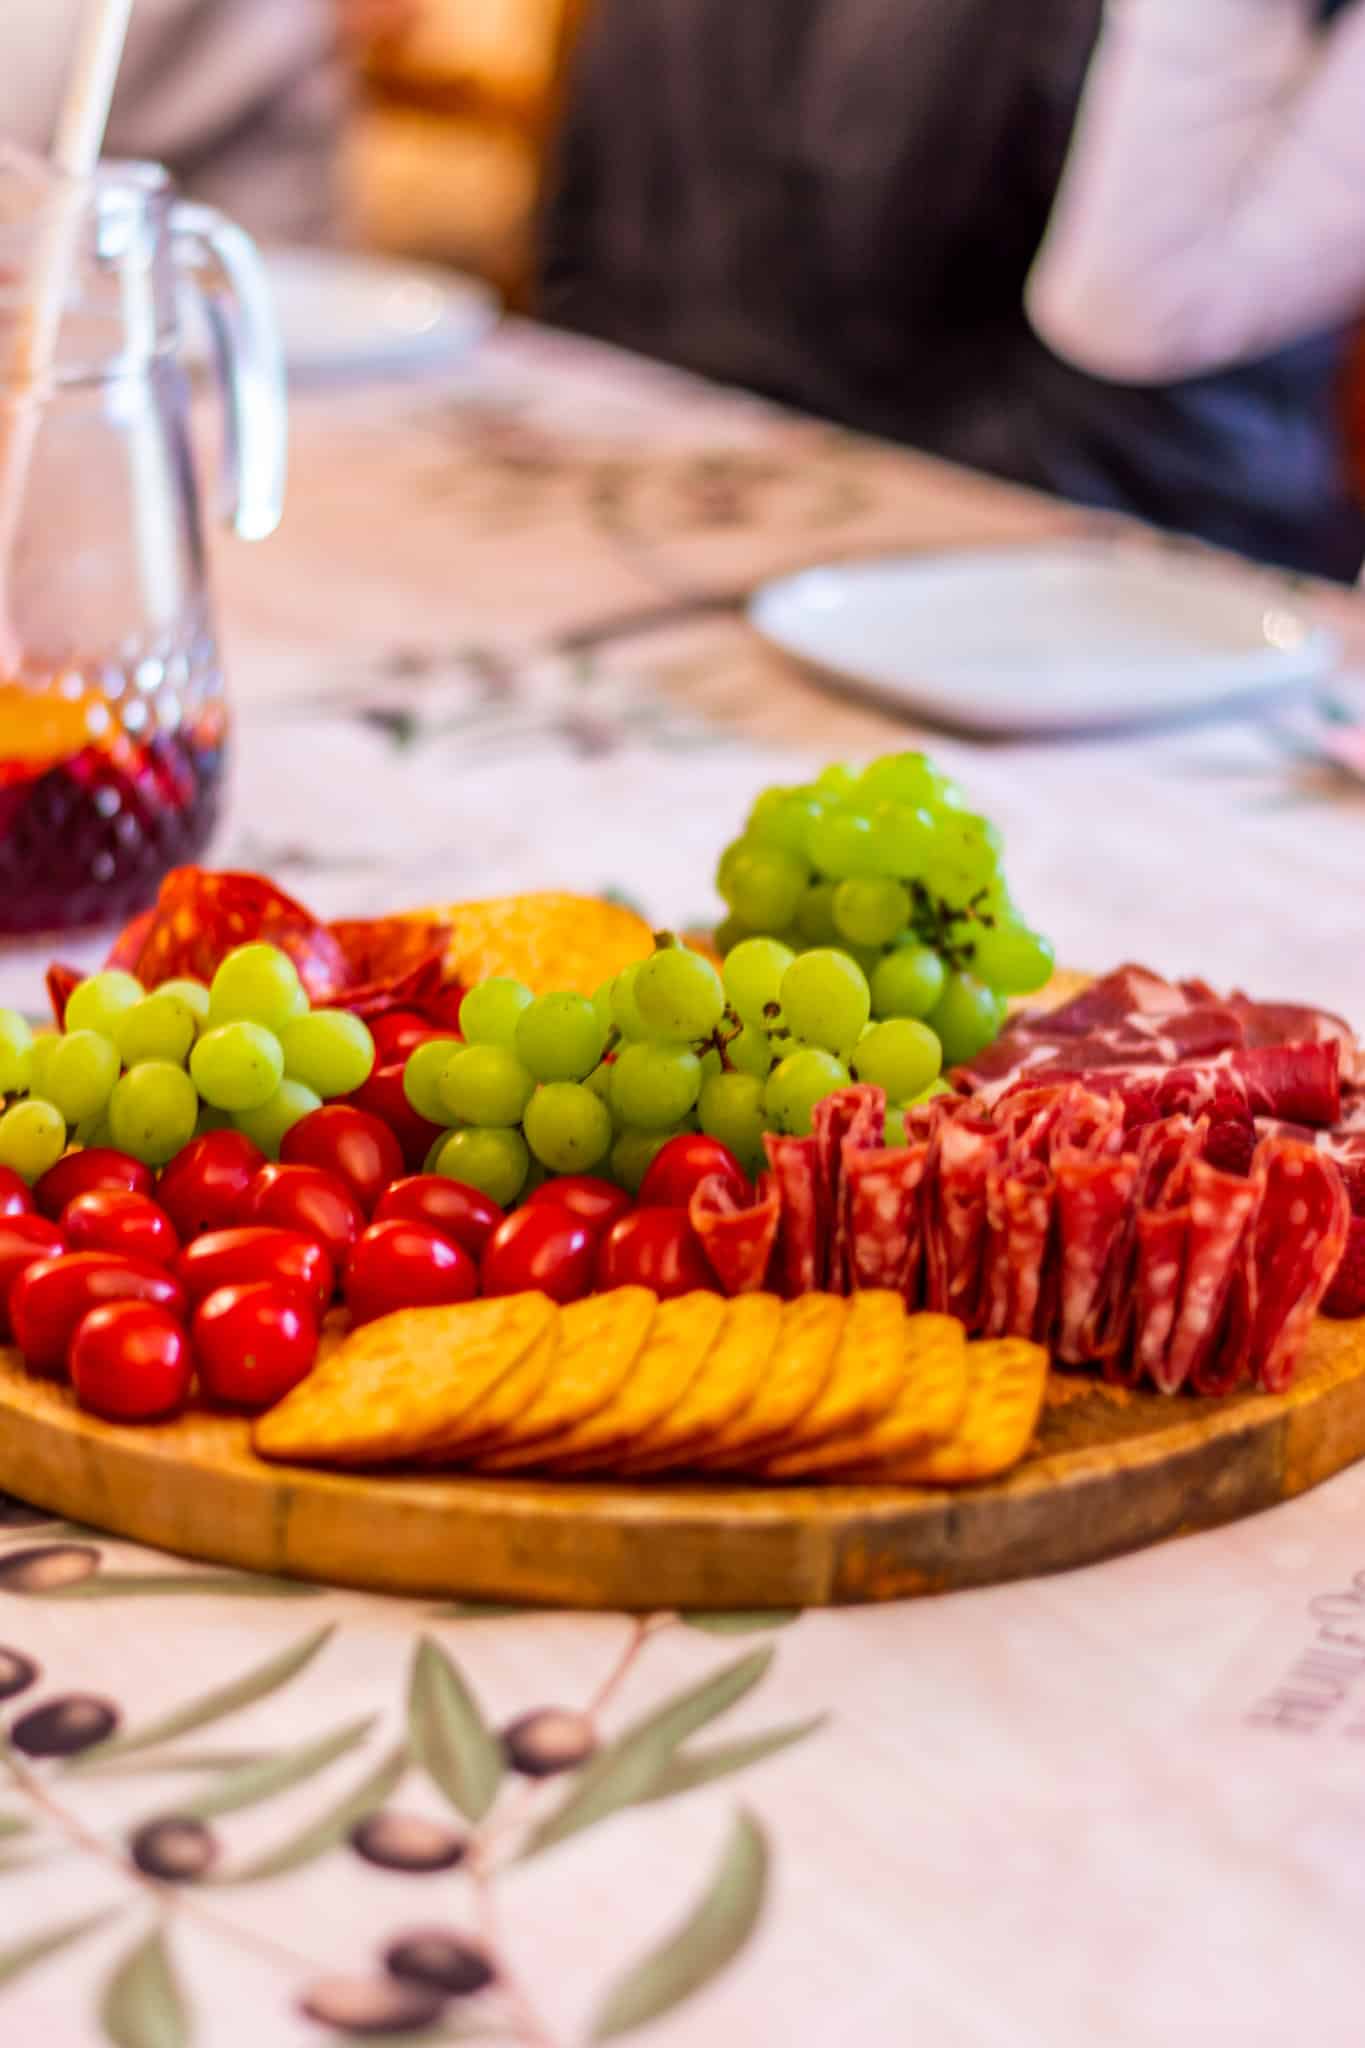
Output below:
[2,321,1365,2047]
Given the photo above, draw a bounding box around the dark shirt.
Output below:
[540,0,1365,582]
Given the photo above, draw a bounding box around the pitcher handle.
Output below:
[171,201,287,542]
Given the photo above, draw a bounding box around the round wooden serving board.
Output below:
[1,1318,1364,1609]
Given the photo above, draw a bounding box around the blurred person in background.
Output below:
[0,0,414,243]
[1028,2,1365,386]
[540,0,1365,582]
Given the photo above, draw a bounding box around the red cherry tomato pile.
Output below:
[0,1110,742,1427]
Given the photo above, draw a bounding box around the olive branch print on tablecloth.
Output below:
[0,1555,822,2048]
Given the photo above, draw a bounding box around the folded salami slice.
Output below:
[1247,1139,1351,1393]
[812,1086,884,1292]
[843,1141,930,1296]
[690,1171,782,1295]
[763,1133,823,1298]
[929,1110,1013,1329]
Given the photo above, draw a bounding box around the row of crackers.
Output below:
[254,1288,1049,1486]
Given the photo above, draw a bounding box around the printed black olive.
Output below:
[348,1811,466,1873]
[299,1975,445,2036]
[384,1928,496,1999]
[0,1545,101,1594]
[10,1693,118,1757]
[129,1816,219,1882]
[0,1647,37,1702]
[501,1707,597,1778]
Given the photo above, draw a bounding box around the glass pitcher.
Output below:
[0,154,286,937]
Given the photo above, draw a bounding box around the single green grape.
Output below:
[434,1127,529,1208]
[65,970,143,1039]
[713,914,754,959]
[403,1038,462,1125]
[815,762,857,798]
[609,962,650,1043]
[516,992,608,1081]
[279,1010,376,1098]
[763,1048,851,1136]
[727,1023,774,1079]
[794,882,839,946]
[0,1010,34,1095]
[851,1018,943,1100]
[747,788,827,857]
[870,945,947,1020]
[609,1042,702,1130]
[700,1045,723,1081]
[107,1063,198,1168]
[927,971,1005,1065]
[610,1128,674,1194]
[45,1030,121,1124]
[155,978,211,1026]
[832,877,911,949]
[585,1061,617,1112]
[208,943,307,1034]
[459,977,534,1049]
[115,991,198,1068]
[190,1022,286,1113]
[854,751,943,812]
[719,844,809,932]
[779,949,871,1053]
[698,1071,767,1175]
[27,1033,59,1100]
[234,1080,323,1161]
[523,1082,613,1173]
[440,1044,536,1126]
[723,937,795,1027]
[970,919,1055,996]
[864,802,937,881]
[804,805,879,881]
[0,1099,66,1181]
[424,1131,451,1174]
[633,948,725,1043]
[923,814,1001,907]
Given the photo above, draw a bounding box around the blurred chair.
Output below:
[345,0,590,304]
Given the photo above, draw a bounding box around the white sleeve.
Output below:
[1026,0,1365,383]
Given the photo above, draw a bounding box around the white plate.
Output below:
[187,245,499,380]
[749,542,1340,736]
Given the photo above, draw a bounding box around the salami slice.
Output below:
[1247,1140,1350,1392]
[90,867,353,1000]
[1159,1159,1261,1393]
[844,1141,930,1296]
[812,1085,884,1292]
[690,1171,782,1295]
[763,1133,823,1298]
[930,1111,1012,1329]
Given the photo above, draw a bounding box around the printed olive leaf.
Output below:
[65,1625,335,1773]
[633,1715,827,1806]
[213,1741,408,1886]
[0,1907,119,1991]
[521,1647,774,1861]
[101,1925,191,2048]
[681,1611,801,1636]
[176,1715,376,1823]
[408,1636,503,1823]
[48,1570,320,1600]
[76,1750,273,1781]
[589,1809,769,2042]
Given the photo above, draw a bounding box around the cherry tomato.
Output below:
[281,1106,403,1213]
[11,1253,187,1378]
[370,1011,445,1063]
[481,1208,595,1305]
[247,1164,364,1271]
[70,1303,191,1422]
[0,1168,34,1220]
[157,1132,266,1241]
[178,1228,334,1316]
[193,1283,319,1410]
[62,1190,179,1268]
[596,1209,716,1300]
[34,1148,155,1222]
[525,1176,634,1239]
[371,1175,504,1259]
[343,1062,444,1175]
[0,1216,69,1339]
[638,1135,750,1214]
[344,1220,479,1326]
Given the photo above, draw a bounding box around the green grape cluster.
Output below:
[0,944,378,1179]
[713,750,1054,1082]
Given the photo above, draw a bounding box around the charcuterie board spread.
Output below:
[0,750,1359,1608]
